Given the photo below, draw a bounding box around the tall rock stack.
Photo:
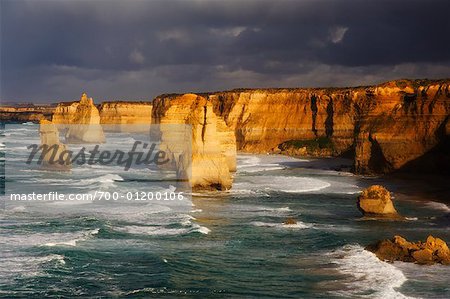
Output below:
[39,119,71,170]
[152,94,236,190]
[53,93,106,143]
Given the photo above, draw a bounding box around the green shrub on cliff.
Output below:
[280,137,333,151]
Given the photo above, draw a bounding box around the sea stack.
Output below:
[39,119,71,170]
[62,93,106,143]
[152,93,236,191]
[357,185,400,218]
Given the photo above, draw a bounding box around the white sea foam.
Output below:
[0,229,98,247]
[43,229,99,247]
[330,245,414,298]
[232,175,330,193]
[239,163,285,173]
[116,223,209,236]
[250,221,312,229]
[424,201,450,213]
[82,174,124,184]
[0,253,66,283]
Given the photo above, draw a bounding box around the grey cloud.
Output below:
[1,0,449,101]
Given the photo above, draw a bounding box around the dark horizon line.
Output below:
[1,77,449,105]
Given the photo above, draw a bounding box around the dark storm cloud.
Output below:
[1,0,449,101]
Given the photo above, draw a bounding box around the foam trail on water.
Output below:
[250,221,312,229]
[232,176,330,193]
[330,245,415,298]
[425,201,450,213]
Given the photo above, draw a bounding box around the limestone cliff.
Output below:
[52,101,79,124]
[53,93,105,143]
[0,106,55,122]
[152,94,236,190]
[204,79,449,174]
[99,102,152,132]
[3,79,448,176]
[39,119,71,170]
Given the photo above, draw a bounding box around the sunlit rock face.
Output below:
[52,101,79,124]
[206,79,450,174]
[0,106,55,123]
[53,93,105,143]
[357,185,400,218]
[99,102,152,132]
[366,235,450,265]
[152,94,236,191]
[39,119,71,170]
[353,80,450,174]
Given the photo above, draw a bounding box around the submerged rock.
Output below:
[283,218,297,225]
[366,235,450,265]
[357,185,399,218]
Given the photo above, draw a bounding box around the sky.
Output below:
[1,0,450,102]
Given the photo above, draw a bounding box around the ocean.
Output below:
[1,124,449,298]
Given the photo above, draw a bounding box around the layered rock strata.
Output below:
[152,94,236,190]
[99,102,152,132]
[0,106,55,122]
[53,93,105,143]
[205,79,449,174]
[39,119,71,170]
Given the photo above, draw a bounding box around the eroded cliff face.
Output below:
[53,93,105,143]
[354,81,449,174]
[99,102,152,132]
[205,79,449,174]
[39,119,71,170]
[0,106,55,123]
[152,94,236,190]
[207,88,356,155]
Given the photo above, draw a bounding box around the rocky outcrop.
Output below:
[39,119,71,170]
[0,106,55,123]
[357,185,400,218]
[99,102,152,132]
[53,93,105,143]
[366,235,450,265]
[206,79,450,174]
[152,94,236,190]
[52,101,79,124]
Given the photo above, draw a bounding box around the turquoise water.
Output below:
[1,124,449,298]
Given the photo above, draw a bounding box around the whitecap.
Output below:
[250,221,312,229]
[43,229,99,247]
[424,201,450,213]
[329,244,414,298]
[194,225,210,234]
[0,253,66,283]
[232,175,330,193]
[238,163,285,173]
[115,224,209,236]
